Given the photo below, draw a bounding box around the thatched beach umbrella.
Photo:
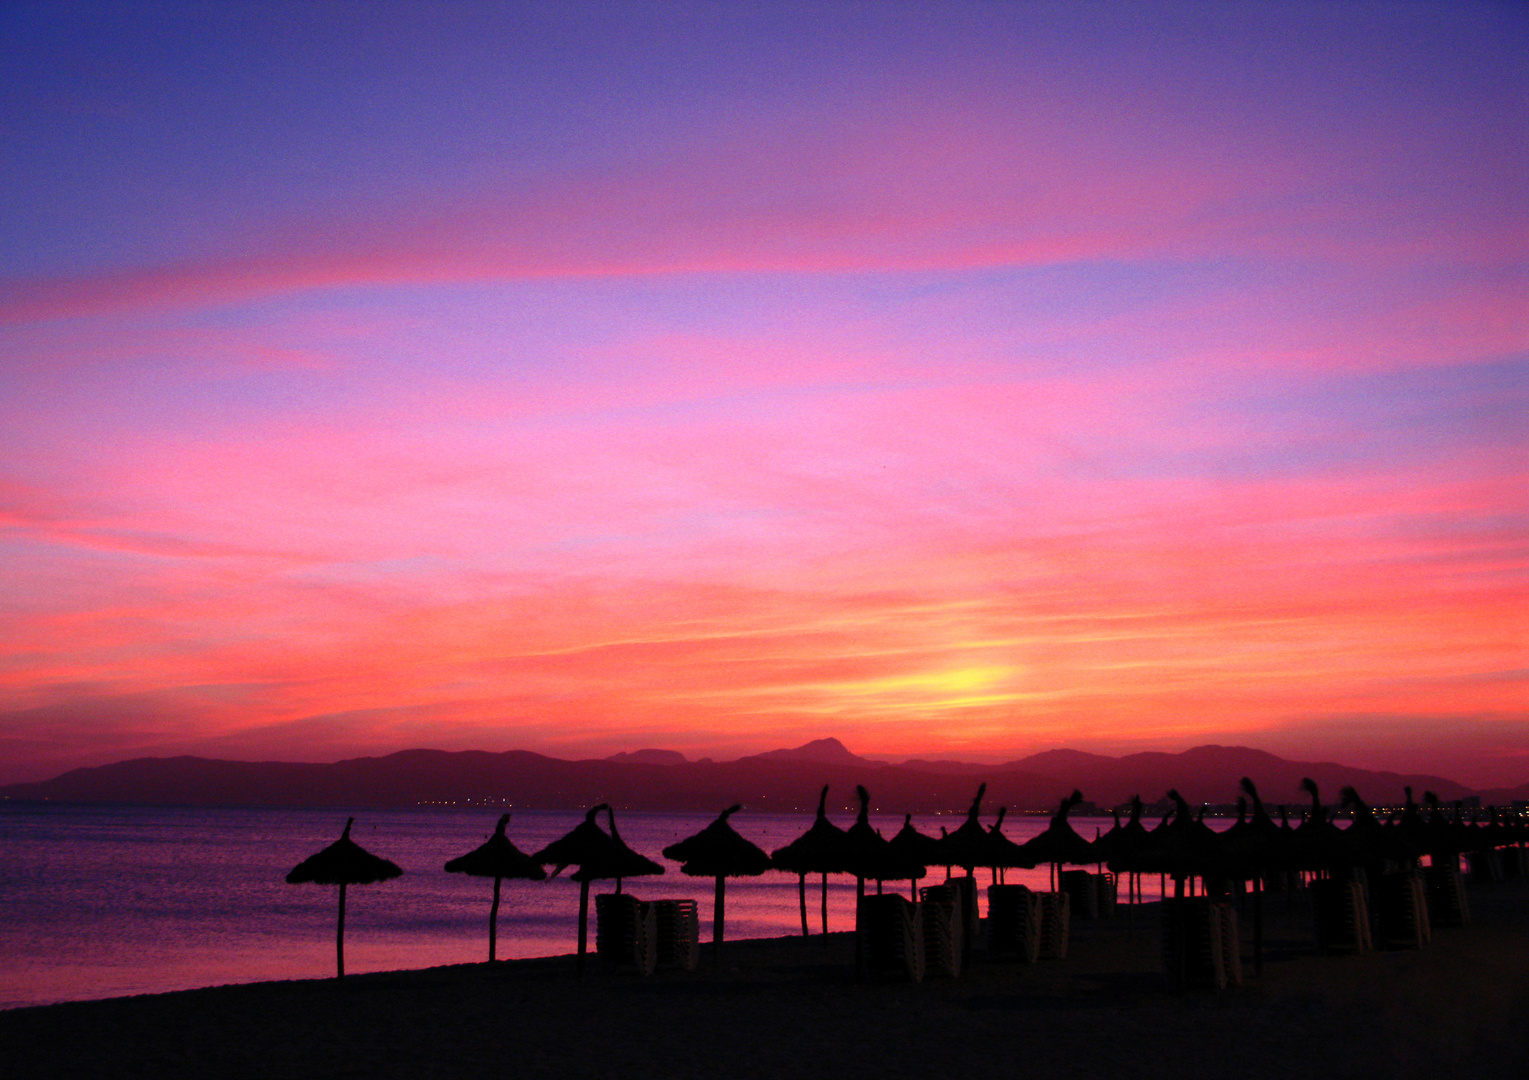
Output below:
[1340,786,1419,870]
[444,813,546,963]
[985,806,1038,884]
[1293,778,1360,876]
[1134,790,1221,896]
[573,806,665,892]
[663,805,773,968]
[1019,790,1094,889]
[285,817,402,980]
[531,804,622,971]
[1096,796,1152,903]
[889,814,944,900]
[934,782,997,874]
[772,785,853,938]
[844,785,925,892]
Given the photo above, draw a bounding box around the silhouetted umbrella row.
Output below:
[287,781,1529,979]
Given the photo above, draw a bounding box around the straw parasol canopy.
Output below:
[1227,778,1293,975]
[844,785,926,890]
[771,785,853,937]
[444,813,546,963]
[664,805,773,966]
[1339,786,1419,869]
[1095,795,1153,905]
[934,782,997,873]
[1132,790,1221,894]
[530,804,623,971]
[285,817,402,980]
[889,814,944,900]
[1096,796,1150,868]
[1019,790,1094,889]
[1292,777,1360,875]
[572,805,665,888]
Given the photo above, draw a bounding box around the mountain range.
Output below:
[3,738,1524,812]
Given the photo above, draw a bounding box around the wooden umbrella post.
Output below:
[488,875,502,963]
[798,874,809,937]
[576,878,590,974]
[336,881,347,981]
[713,875,726,972]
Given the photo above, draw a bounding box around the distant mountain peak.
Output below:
[738,737,878,766]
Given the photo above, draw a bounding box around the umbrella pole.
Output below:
[489,875,502,963]
[336,881,347,981]
[713,875,726,972]
[821,872,830,943]
[854,876,866,980]
[1253,874,1264,977]
[798,873,809,937]
[577,878,590,974]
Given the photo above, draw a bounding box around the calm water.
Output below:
[0,802,1150,1010]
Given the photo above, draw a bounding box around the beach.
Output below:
[6,880,1526,1080]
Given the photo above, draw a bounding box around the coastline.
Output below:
[6,885,1528,1080]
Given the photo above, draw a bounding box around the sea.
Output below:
[0,801,1172,1011]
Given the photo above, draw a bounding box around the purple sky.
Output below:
[1,1,1525,789]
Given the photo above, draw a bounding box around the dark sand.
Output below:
[6,882,1527,1080]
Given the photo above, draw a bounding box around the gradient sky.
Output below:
[2,1,1525,787]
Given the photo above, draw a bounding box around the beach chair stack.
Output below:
[1096,871,1117,916]
[1311,878,1372,954]
[1059,870,1115,919]
[594,893,657,975]
[985,884,1042,962]
[1423,864,1471,927]
[1466,849,1503,883]
[649,898,700,971]
[858,894,925,983]
[1218,900,1242,986]
[1059,870,1097,919]
[1161,897,1238,990]
[1501,846,1528,880]
[921,876,980,958]
[1037,890,1070,959]
[951,874,980,958]
[918,885,964,977]
[1373,871,1430,950]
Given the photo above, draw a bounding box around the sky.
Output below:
[1,1,1525,788]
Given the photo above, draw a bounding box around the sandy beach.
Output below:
[6,880,1527,1080]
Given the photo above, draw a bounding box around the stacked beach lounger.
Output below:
[985,884,1042,962]
[1311,877,1372,955]
[650,898,700,971]
[1161,896,1241,990]
[1424,864,1471,927]
[1374,871,1430,949]
[595,892,658,975]
[918,884,964,977]
[859,893,925,982]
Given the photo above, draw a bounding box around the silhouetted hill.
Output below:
[605,749,687,766]
[735,737,881,767]
[0,740,1506,811]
